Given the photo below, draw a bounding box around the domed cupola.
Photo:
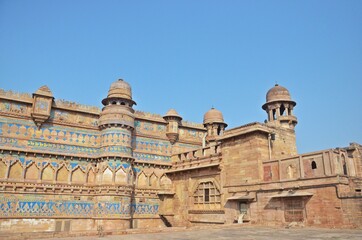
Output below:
[203,107,227,142]
[102,79,135,105]
[262,84,297,129]
[99,79,136,129]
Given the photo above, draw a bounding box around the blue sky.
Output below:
[0,0,361,153]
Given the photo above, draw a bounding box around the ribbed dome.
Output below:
[164,109,181,118]
[266,84,291,102]
[107,79,132,100]
[203,108,225,125]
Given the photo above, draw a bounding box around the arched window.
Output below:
[341,155,348,175]
[287,165,296,179]
[193,181,221,204]
[217,125,221,136]
[280,104,286,116]
[311,161,317,170]
[273,109,277,120]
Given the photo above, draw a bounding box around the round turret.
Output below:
[98,79,136,158]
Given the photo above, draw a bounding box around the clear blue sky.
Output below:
[0,0,361,153]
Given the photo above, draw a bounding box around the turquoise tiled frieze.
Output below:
[107,160,131,170]
[0,117,174,163]
[0,194,159,218]
[101,128,132,146]
[0,118,100,147]
[100,146,132,156]
[133,152,170,162]
[28,140,99,155]
[134,137,171,155]
[134,120,166,135]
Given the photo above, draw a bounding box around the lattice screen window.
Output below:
[284,197,305,222]
[193,181,221,204]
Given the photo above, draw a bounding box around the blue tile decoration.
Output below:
[0,194,159,218]
[133,152,171,162]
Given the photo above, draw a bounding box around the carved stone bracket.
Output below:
[31,85,54,128]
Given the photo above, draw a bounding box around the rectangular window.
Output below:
[284,198,304,222]
[204,188,210,202]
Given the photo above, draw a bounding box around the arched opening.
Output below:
[287,165,295,179]
[9,161,23,180]
[280,104,286,116]
[102,168,113,184]
[272,109,277,120]
[111,101,117,105]
[87,169,95,184]
[137,172,148,187]
[341,155,348,175]
[72,167,85,183]
[193,181,221,205]
[42,164,54,182]
[57,165,69,182]
[115,168,127,184]
[25,162,38,180]
[121,102,126,106]
[217,125,221,136]
[160,174,172,189]
[0,161,7,179]
[149,173,158,188]
[311,161,317,170]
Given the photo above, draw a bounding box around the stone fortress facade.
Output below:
[0,79,361,235]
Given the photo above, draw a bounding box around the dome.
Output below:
[266,84,291,102]
[203,108,226,125]
[107,79,132,100]
[164,109,182,119]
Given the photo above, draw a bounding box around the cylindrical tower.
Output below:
[99,79,136,158]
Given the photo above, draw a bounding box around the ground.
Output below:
[36,226,362,240]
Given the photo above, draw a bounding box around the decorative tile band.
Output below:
[0,194,159,218]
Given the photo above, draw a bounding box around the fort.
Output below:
[0,79,361,237]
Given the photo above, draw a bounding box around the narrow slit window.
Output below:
[204,188,210,202]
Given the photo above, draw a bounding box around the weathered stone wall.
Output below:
[221,132,269,186]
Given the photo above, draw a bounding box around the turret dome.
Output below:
[164,109,182,119]
[102,79,136,105]
[203,108,226,126]
[266,84,291,102]
[107,79,132,99]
